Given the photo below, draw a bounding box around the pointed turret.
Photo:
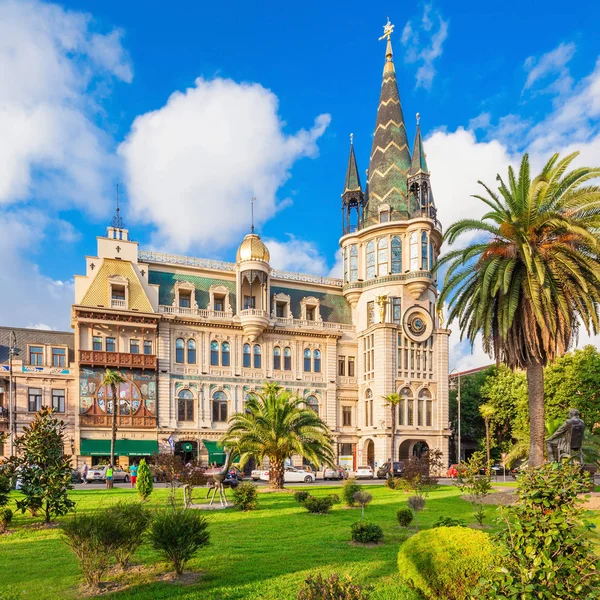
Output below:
[341,134,365,234]
[409,113,429,175]
[364,19,412,226]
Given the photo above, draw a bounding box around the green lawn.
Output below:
[0,484,496,600]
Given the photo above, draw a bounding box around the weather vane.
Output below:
[379,17,394,42]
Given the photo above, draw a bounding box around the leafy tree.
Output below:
[382,393,401,464]
[152,453,185,506]
[14,408,75,522]
[101,368,126,487]
[455,451,492,525]
[352,491,372,519]
[399,448,443,501]
[438,152,600,467]
[478,403,496,469]
[0,433,11,508]
[136,458,153,501]
[222,383,335,489]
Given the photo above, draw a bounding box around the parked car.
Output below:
[323,466,347,480]
[251,468,268,481]
[376,461,404,479]
[87,465,129,483]
[228,466,244,480]
[260,467,316,483]
[355,465,374,479]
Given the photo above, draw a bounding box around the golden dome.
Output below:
[236,233,270,263]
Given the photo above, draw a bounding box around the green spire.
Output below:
[410,113,429,175]
[344,134,362,193]
[365,21,412,225]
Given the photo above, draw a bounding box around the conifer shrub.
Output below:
[148,508,210,574]
[0,508,13,533]
[136,459,153,501]
[342,478,361,506]
[106,501,150,569]
[396,507,413,527]
[302,495,335,514]
[297,573,372,600]
[351,521,383,544]
[397,526,497,600]
[432,516,466,528]
[294,490,310,504]
[232,482,259,511]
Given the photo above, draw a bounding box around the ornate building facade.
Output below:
[68,22,450,470]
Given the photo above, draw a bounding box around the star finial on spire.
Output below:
[378,17,395,41]
[350,132,354,145]
[110,183,125,229]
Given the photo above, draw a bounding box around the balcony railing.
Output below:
[240,309,269,318]
[273,317,354,332]
[158,305,233,319]
[79,350,157,369]
[110,298,127,308]
[79,414,157,428]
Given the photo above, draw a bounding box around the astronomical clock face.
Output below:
[403,306,434,343]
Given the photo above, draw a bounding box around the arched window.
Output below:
[377,237,388,276]
[366,241,376,279]
[350,245,358,281]
[243,343,251,368]
[187,339,196,364]
[273,346,281,370]
[210,341,219,366]
[306,395,319,415]
[410,232,419,270]
[303,348,311,372]
[421,231,428,270]
[343,247,348,283]
[212,391,228,422]
[283,347,292,370]
[313,349,321,373]
[400,386,414,426]
[177,389,194,421]
[175,338,185,364]
[391,236,402,274]
[221,342,230,367]
[253,344,261,368]
[420,388,433,427]
[429,241,435,270]
[365,388,373,427]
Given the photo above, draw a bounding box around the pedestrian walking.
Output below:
[106,464,113,489]
[81,462,88,485]
[129,462,138,488]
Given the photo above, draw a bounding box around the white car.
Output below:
[355,465,374,479]
[86,465,129,483]
[251,468,268,481]
[260,467,316,483]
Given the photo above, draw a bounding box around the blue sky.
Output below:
[1,0,599,368]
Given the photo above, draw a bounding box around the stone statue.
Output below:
[206,448,234,507]
[545,409,585,463]
[375,294,388,323]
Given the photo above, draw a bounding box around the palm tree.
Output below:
[438,152,600,467]
[479,403,496,472]
[102,369,126,487]
[222,382,335,489]
[383,393,401,467]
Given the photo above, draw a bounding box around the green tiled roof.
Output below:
[410,123,429,175]
[271,286,352,324]
[149,270,236,309]
[344,143,362,193]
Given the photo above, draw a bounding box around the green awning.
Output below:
[80,439,158,457]
[202,440,226,466]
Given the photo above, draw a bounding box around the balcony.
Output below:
[110,298,127,309]
[79,350,157,370]
[79,414,157,429]
[158,305,233,320]
[273,317,354,332]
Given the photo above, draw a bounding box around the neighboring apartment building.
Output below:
[0,327,76,458]
[70,25,451,470]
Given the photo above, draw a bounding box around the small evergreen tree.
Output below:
[136,459,153,501]
[14,408,75,522]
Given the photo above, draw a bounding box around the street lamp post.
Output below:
[449,368,461,463]
[8,330,18,456]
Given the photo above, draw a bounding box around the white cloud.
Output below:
[0,0,131,215]
[119,77,330,253]
[265,236,330,275]
[524,42,576,95]
[401,4,449,90]
[0,211,73,330]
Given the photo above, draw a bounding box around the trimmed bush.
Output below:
[303,495,335,514]
[328,493,340,504]
[136,459,153,501]
[297,573,372,599]
[433,516,466,528]
[0,508,13,533]
[294,490,310,504]
[396,508,413,527]
[232,482,259,511]
[107,501,150,569]
[353,491,372,519]
[148,508,210,574]
[61,511,119,586]
[397,526,497,600]
[351,521,383,544]
[342,478,361,506]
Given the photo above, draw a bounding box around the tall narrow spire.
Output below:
[410,113,429,175]
[341,134,364,235]
[344,133,362,194]
[365,17,412,225]
[111,183,125,229]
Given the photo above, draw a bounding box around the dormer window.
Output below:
[112,287,125,300]
[214,294,225,312]
[173,281,197,312]
[380,211,389,223]
[306,307,315,321]
[179,291,191,308]
[271,292,291,320]
[108,275,129,309]
[276,303,285,318]
[300,297,321,322]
